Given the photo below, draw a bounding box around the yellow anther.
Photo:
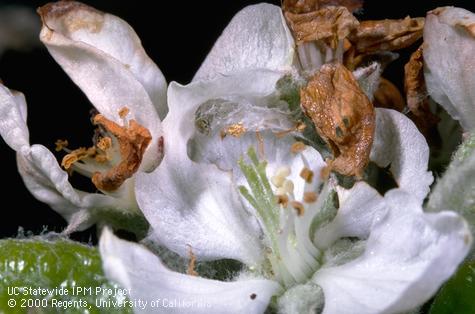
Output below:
[283,180,294,194]
[272,166,291,187]
[276,166,291,178]
[291,201,305,216]
[55,139,69,152]
[295,121,306,132]
[61,154,78,170]
[61,147,95,169]
[291,141,306,154]
[277,195,289,207]
[271,175,286,188]
[223,122,246,138]
[300,167,314,183]
[303,191,318,203]
[118,106,130,119]
[96,137,112,151]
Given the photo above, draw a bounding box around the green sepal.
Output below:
[429,260,475,314]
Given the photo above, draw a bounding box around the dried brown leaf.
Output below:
[282,0,363,14]
[300,63,375,177]
[285,6,359,45]
[404,46,439,136]
[349,16,424,53]
[373,77,405,112]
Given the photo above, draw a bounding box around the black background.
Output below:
[0,0,474,243]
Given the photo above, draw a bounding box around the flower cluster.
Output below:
[0,1,474,313]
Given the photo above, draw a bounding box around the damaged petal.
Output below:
[91,114,151,192]
[349,16,424,53]
[285,6,359,45]
[38,1,105,34]
[404,45,439,136]
[300,63,375,177]
[374,77,406,112]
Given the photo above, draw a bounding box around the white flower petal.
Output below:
[39,1,162,171]
[193,3,294,81]
[136,71,285,264]
[424,7,475,130]
[17,144,133,232]
[100,228,281,314]
[314,182,386,249]
[190,131,325,195]
[16,145,83,223]
[371,108,433,201]
[0,84,29,151]
[313,190,471,314]
[135,155,262,264]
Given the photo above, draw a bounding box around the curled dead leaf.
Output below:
[404,45,439,136]
[349,16,424,53]
[300,63,375,177]
[374,77,405,112]
[285,6,359,45]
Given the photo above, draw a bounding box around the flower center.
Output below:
[57,107,152,192]
[239,147,335,288]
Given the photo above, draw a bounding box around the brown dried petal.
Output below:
[373,77,406,112]
[349,17,424,53]
[300,63,375,177]
[318,0,363,13]
[404,46,439,136]
[91,114,151,191]
[404,46,425,113]
[285,6,359,44]
[282,0,319,14]
[282,0,363,14]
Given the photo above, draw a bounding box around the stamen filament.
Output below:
[238,147,326,288]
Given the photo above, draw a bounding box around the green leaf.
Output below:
[0,237,132,314]
[429,261,475,314]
